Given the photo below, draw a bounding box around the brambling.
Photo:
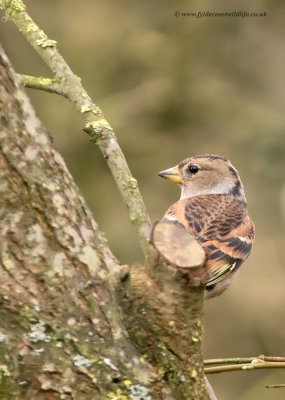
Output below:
[159,154,255,298]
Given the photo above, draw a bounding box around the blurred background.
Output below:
[1,0,284,398]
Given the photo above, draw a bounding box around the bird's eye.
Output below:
[188,165,199,174]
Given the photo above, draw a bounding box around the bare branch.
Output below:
[2,0,151,255]
[204,355,285,365]
[19,74,67,97]
[205,360,285,374]
[266,384,285,388]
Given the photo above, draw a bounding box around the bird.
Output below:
[158,154,255,298]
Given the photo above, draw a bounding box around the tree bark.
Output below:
[0,45,209,399]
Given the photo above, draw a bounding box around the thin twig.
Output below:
[205,361,285,374]
[204,355,285,365]
[2,0,151,255]
[266,384,285,388]
[19,74,67,97]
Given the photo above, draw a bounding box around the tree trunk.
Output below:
[0,45,208,399]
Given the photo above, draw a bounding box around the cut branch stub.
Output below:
[150,221,208,284]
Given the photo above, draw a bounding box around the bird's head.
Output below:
[159,154,246,201]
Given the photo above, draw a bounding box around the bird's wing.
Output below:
[163,194,255,287]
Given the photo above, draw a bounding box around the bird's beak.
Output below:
[158,165,182,183]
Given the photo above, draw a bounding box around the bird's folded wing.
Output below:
[204,232,253,286]
[206,261,237,287]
